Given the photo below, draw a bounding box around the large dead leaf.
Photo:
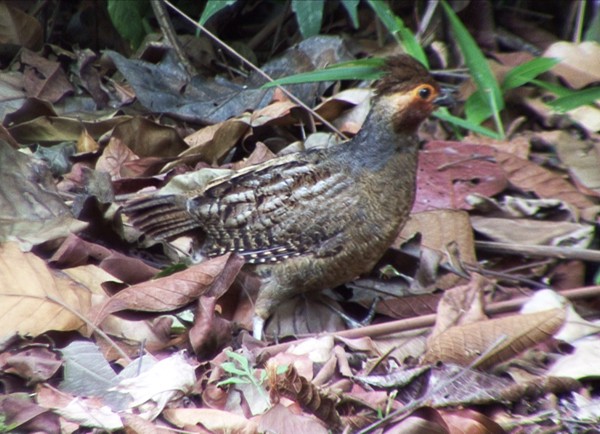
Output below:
[0,3,42,50]
[495,150,597,211]
[0,140,87,250]
[163,408,258,434]
[180,118,251,166]
[415,142,508,212]
[544,41,600,89]
[396,209,477,290]
[92,253,244,325]
[470,217,594,248]
[422,308,566,370]
[545,131,600,197]
[21,48,74,103]
[0,242,92,339]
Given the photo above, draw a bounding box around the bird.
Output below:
[123,54,453,340]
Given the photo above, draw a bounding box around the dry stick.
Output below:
[162,0,348,140]
[476,241,600,263]
[150,0,196,77]
[259,285,600,359]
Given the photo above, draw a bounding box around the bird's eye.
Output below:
[417,85,432,100]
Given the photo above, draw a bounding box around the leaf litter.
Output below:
[1,2,600,433]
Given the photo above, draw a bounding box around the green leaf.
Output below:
[107,0,149,49]
[220,362,247,376]
[341,0,360,28]
[263,64,384,88]
[584,7,600,42]
[440,1,504,135]
[465,90,493,125]
[434,108,503,139]
[531,79,576,97]
[366,0,428,67]
[292,0,324,38]
[225,350,250,372]
[263,58,385,88]
[217,377,251,387]
[198,0,236,27]
[547,87,600,112]
[276,364,289,375]
[502,58,561,91]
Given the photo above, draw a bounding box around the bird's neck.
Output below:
[343,101,420,172]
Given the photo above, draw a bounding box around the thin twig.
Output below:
[150,0,196,77]
[259,285,600,359]
[476,241,600,263]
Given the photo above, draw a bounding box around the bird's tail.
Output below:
[122,195,200,240]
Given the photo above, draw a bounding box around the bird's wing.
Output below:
[188,149,359,263]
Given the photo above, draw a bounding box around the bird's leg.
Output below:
[252,315,265,340]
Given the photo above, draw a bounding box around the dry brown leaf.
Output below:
[162,408,258,433]
[440,408,505,434]
[415,142,508,212]
[181,118,251,166]
[422,308,566,370]
[21,48,74,103]
[112,117,188,158]
[429,274,492,340]
[92,253,244,325]
[495,150,597,210]
[396,209,477,289]
[0,140,87,250]
[544,41,600,89]
[550,131,600,196]
[250,100,297,127]
[0,3,43,50]
[95,137,139,180]
[0,242,92,339]
[76,129,99,154]
[266,363,341,430]
[470,216,593,247]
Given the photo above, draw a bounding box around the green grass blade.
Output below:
[465,90,493,125]
[197,0,236,31]
[366,0,428,67]
[547,87,600,112]
[341,0,360,28]
[440,1,504,136]
[262,59,385,88]
[502,58,561,90]
[292,0,324,38]
[434,108,503,139]
[531,79,577,97]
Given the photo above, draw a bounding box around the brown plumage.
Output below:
[124,55,452,339]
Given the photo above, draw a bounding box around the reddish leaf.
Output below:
[92,253,244,325]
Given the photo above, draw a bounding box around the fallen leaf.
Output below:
[0,242,92,339]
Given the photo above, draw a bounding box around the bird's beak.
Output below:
[433,87,456,107]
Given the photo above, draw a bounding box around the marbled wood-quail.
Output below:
[124,55,453,339]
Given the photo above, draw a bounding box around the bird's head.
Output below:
[374,55,453,133]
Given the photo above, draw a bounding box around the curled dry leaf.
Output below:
[422,308,566,370]
[92,253,244,325]
[266,362,342,430]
